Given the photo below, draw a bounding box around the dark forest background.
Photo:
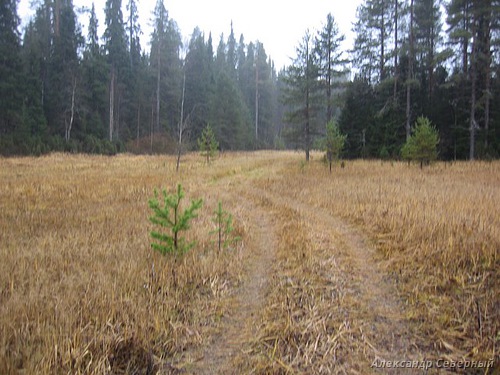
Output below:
[0,0,499,160]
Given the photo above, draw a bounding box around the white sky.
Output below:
[19,0,362,69]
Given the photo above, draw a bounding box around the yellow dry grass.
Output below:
[0,152,498,374]
[0,152,251,374]
[252,156,499,372]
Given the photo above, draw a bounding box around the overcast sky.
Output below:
[19,0,362,69]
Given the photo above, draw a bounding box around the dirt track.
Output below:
[1,153,497,374]
[189,190,278,374]
[184,158,427,374]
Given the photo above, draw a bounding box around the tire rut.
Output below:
[250,186,421,372]
[187,193,277,374]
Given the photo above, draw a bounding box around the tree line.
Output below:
[339,0,500,160]
[0,0,279,155]
[0,0,498,159]
[280,0,499,161]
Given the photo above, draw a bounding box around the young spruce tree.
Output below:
[325,120,347,173]
[401,116,439,168]
[198,123,219,163]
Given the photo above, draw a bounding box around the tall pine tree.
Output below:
[282,30,321,161]
[316,13,348,123]
[150,0,182,136]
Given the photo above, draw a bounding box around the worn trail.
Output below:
[250,185,421,373]
[187,191,277,374]
[185,159,423,373]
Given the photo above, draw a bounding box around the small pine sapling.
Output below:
[198,124,219,163]
[210,201,241,252]
[148,184,203,255]
[325,120,346,173]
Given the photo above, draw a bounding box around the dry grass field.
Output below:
[0,152,498,374]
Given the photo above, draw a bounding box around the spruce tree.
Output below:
[21,20,48,148]
[316,13,348,122]
[210,70,249,150]
[198,123,219,163]
[0,0,22,142]
[126,0,141,97]
[81,3,107,141]
[324,119,347,172]
[401,116,439,167]
[184,28,214,140]
[150,0,182,135]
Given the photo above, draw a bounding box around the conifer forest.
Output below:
[2,2,500,373]
[1,0,499,160]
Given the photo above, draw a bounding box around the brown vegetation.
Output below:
[0,152,498,374]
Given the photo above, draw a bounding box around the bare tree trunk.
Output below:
[136,105,140,147]
[305,38,311,162]
[156,42,161,134]
[326,38,332,122]
[116,90,122,140]
[65,77,77,142]
[405,0,414,140]
[484,60,490,150]
[469,15,477,161]
[462,2,469,75]
[150,95,154,153]
[176,72,186,172]
[380,4,385,81]
[393,0,398,101]
[109,66,115,142]
[305,78,310,162]
[255,56,259,142]
[54,0,60,38]
[429,22,435,101]
[483,10,491,150]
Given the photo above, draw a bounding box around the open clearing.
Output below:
[1,152,498,374]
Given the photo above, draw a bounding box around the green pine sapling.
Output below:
[210,201,241,252]
[148,184,203,255]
